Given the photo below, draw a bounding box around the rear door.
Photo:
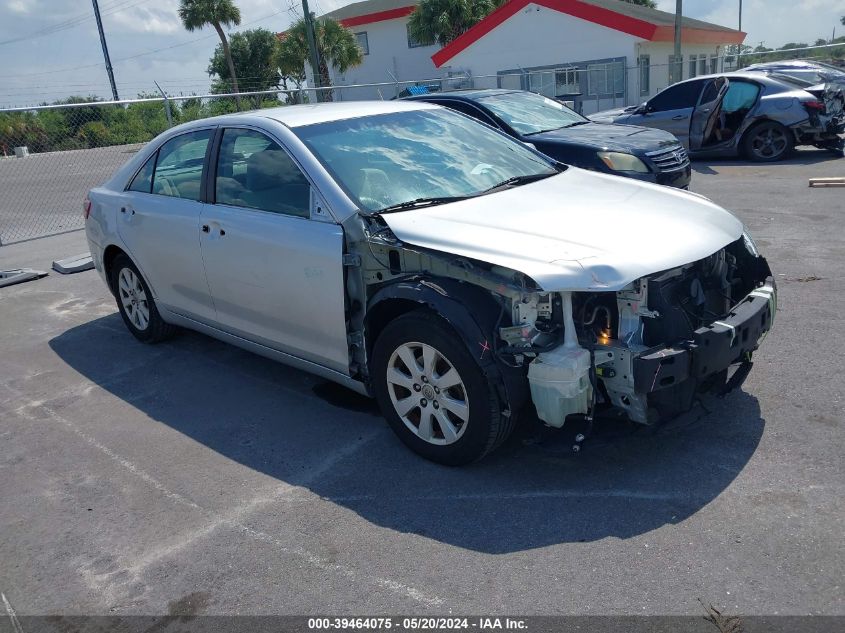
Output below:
[117,128,217,322]
[199,127,349,373]
[630,79,706,146]
[690,77,729,151]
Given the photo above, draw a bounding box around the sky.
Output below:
[0,0,842,108]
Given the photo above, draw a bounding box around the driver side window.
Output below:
[214,128,311,218]
[648,80,705,112]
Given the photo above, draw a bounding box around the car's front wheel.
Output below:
[372,311,511,465]
[110,254,176,343]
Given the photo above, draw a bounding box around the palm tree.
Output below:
[179,0,242,106]
[408,0,505,48]
[279,18,363,101]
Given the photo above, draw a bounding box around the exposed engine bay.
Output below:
[494,236,776,427]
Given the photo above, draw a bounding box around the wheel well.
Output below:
[364,298,433,354]
[102,245,127,295]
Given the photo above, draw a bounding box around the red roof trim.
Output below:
[338,6,415,28]
[432,0,744,67]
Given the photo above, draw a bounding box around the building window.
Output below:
[689,54,698,78]
[710,55,718,74]
[354,32,368,55]
[669,55,683,83]
[407,24,424,48]
[638,54,650,95]
[587,61,624,96]
[699,56,708,76]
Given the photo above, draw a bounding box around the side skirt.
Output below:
[161,308,371,398]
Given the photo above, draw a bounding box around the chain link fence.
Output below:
[1,44,842,245]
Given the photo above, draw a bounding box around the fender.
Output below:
[366,276,530,416]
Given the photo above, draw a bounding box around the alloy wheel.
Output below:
[750,124,788,160]
[386,342,469,445]
[117,267,150,331]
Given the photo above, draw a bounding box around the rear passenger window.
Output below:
[152,130,212,201]
[215,128,310,218]
[128,153,156,193]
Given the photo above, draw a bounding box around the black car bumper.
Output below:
[621,164,692,189]
[632,274,776,397]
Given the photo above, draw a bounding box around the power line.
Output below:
[0,0,158,47]
[0,10,286,79]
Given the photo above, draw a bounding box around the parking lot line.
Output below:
[8,390,443,610]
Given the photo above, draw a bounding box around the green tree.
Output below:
[278,18,363,102]
[179,0,242,106]
[407,0,505,47]
[208,27,280,94]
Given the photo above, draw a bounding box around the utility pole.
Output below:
[673,0,682,84]
[92,0,119,101]
[301,0,323,102]
[738,0,742,32]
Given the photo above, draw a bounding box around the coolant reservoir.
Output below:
[527,292,592,428]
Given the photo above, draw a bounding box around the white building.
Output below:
[320,0,746,113]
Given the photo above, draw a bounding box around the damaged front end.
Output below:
[502,235,776,427]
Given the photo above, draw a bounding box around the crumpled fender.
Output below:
[367,277,530,415]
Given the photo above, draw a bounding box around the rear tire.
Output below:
[110,254,176,343]
[372,311,510,465]
[742,121,794,162]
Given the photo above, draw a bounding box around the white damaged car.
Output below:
[85,101,776,464]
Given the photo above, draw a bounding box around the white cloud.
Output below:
[5,0,28,15]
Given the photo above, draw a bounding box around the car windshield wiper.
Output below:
[482,172,557,193]
[376,196,472,214]
[524,120,588,135]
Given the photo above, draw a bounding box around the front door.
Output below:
[199,127,349,374]
[631,79,706,147]
[117,128,217,322]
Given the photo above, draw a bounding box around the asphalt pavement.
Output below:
[0,150,842,620]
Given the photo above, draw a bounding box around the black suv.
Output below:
[406,89,691,189]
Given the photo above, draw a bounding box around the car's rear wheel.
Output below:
[742,121,794,162]
[110,254,176,343]
[372,311,509,465]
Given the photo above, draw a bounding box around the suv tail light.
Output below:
[83,198,92,220]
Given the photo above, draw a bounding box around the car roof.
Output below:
[170,100,440,134]
[405,89,518,102]
[744,59,831,70]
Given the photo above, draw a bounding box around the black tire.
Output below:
[372,311,510,465]
[109,254,177,343]
[741,121,794,162]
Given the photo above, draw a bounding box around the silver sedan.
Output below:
[86,101,776,464]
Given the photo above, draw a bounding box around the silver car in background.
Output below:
[591,72,844,161]
[85,101,776,464]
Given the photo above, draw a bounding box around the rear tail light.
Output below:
[803,99,826,113]
[83,198,92,220]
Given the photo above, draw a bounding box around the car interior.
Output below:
[702,80,761,146]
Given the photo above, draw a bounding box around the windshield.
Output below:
[294,108,558,213]
[475,91,588,135]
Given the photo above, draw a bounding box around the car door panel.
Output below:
[199,126,349,374]
[198,204,348,373]
[117,129,216,323]
[690,77,730,151]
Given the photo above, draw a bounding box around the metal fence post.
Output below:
[154,81,173,128]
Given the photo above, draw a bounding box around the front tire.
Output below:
[742,121,794,162]
[110,254,176,343]
[372,311,509,465]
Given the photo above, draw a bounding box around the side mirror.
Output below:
[637,104,650,115]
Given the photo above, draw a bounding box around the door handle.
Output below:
[120,207,135,215]
[672,115,687,120]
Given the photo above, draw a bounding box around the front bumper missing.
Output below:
[631,276,777,397]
